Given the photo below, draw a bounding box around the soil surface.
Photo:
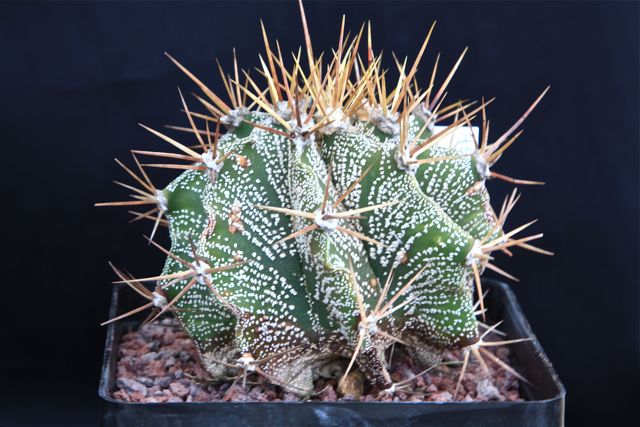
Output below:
[113,318,524,403]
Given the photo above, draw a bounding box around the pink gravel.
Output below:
[113,318,524,403]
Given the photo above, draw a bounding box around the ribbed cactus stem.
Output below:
[98,1,550,397]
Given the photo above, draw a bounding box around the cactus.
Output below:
[98,1,550,397]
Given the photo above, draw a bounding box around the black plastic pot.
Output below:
[99,279,565,427]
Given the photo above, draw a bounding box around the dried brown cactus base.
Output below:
[113,318,523,403]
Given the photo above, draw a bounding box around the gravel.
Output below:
[113,318,524,403]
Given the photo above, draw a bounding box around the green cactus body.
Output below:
[152,111,492,393]
[100,3,547,397]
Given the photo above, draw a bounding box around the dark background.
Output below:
[0,1,638,426]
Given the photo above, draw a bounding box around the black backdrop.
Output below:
[0,1,638,426]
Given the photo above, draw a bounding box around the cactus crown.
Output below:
[99,1,550,396]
